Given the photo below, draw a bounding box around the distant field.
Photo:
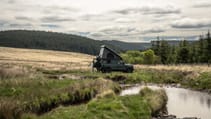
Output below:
[136,64,211,73]
[1,47,211,72]
[0,47,94,70]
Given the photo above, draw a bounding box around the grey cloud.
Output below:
[113,6,181,15]
[171,18,211,29]
[80,14,114,21]
[141,36,199,42]
[43,6,79,14]
[193,2,211,8]
[1,0,15,4]
[88,26,140,40]
[172,23,211,29]
[8,0,15,4]
[9,23,32,27]
[0,20,7,27]
[89,32,105,37]
[143,28,165,34]
[97,25,165,37]
[0,23,4,27]
[41,16,75,23]
[80,14,100,21]
[99,26,137,35]
[15,16,32,21]
[78,32,90,36]
[41,24,60,28]
[142,7,181,15]
[114,18,135,23]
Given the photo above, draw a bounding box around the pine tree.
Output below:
[177,40,190,63]
[206,30,211,65]
[167,46,177,64]
[160,40,170,64]
[152,36,161,56]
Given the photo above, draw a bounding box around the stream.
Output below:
[120,85,211,119]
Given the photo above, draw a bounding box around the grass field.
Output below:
[1,47,211,119]
[0,47,94,70]
[136,64,211,73]
[1,46,211,72]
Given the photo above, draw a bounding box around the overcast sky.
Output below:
[0,0,211,42]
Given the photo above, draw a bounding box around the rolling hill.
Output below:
[103,40,151,51]
[0,30,121,55]
[0,30,196,55]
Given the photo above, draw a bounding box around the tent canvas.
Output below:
[99,45,122,60]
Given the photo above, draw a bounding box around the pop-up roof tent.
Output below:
[99,45,122,61]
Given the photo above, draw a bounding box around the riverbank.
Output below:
[1,65,211,119]
[104,69,211,93]
[0,66,170,119]
[0,67,120,119]
[121,84,209,119]
[41,68,211,93]
[22,88,168,119]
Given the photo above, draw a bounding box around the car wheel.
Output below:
[126,68,133,73]
[101,67,111,73]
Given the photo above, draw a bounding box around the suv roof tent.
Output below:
[99,45,122,60]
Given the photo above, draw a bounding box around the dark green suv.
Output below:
[92,45,134,73]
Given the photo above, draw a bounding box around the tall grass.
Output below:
[24,87,167,119]
[0,75,120,119]
[136,64,211,73]
[0,67,29,79]
[25,93,152,119]
[0,99,22,119]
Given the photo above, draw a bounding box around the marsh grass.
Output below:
[0,99,22,119]
[24,94,151,119]
[23,88,167,119]
[0,75,120,119]
[103,69,185,84]
[136,64,211,73]
[0,66,29,79]
[183,72,211,90]
[41,67,211,91]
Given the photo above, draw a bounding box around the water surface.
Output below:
[120,85,211,119]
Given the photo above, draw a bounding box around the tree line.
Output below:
[0,30,121,55]
[152,31,211,64]
[122,31,211,65]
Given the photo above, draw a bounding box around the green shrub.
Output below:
[121,50,159,64]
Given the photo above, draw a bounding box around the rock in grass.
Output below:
[139,87,168,116]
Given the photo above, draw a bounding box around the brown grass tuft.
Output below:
[0,99,22,119]
[140,87,168,116]
[0,67,28,79]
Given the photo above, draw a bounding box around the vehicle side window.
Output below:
[107,53,114,64]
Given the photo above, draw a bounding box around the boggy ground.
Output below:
[0,66,120,119]
[22,87,168,119]
[1,47,210,119]
[1,68,210,119]
[40,67,211,93]
[0,66,169,119]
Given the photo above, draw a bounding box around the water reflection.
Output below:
[120,85,211,119]
[207,98,211,109]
